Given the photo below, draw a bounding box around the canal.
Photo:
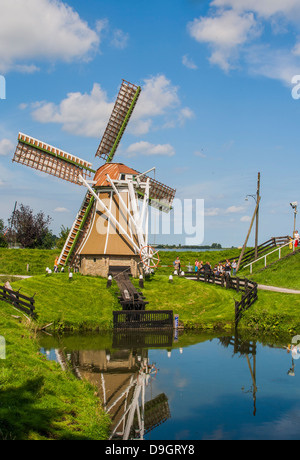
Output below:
[39,330,300,440]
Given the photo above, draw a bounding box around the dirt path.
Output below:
[0,274,32,279]
[257,284,300,294]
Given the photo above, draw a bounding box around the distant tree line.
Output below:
[156,242,223,249]
[0,204,70,250]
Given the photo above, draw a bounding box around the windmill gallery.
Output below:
[12,80,176,279]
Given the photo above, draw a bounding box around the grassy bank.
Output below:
[1,247,300,335]
[0,248,58,276]
[1,247,300,440]
[241,249,300,290]
[5,272,235,331]
[0,300,110,440]
[7,273,119,331]
[0,247,241,277]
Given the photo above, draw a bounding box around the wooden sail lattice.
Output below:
[95,80,141,163]
[136,173,176,212]
[13,133,94,186]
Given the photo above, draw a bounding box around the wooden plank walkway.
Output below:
[111,267,174,329]
[113,270,149,310]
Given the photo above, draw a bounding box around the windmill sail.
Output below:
[13,132,95,185]
[135,173,176,213]
[95,80,141,163]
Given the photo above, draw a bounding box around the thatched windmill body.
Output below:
[12,80,176,277]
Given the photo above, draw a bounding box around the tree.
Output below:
[211,243,222,249]
[7,204,53,249]
[0,219,8,247]
[55,225,70,250]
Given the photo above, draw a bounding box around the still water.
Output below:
[39,330,300,440]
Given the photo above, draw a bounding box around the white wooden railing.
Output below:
[244,240,295,273]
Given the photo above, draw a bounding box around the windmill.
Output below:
[12,80,176,277]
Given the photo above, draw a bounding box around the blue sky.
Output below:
[1,0,300,247]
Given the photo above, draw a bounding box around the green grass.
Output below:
[8,273,119,331]
[0,248,59,276]
[156,248,241,274]
[5,272,237,331]
[132,274,237,330]
[1,247,300,335]
[240,248,300,290]
[239,290,300,335]
[0,300,110,440]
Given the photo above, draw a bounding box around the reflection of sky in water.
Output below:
[40,338,300,440]
[145,340,300,440]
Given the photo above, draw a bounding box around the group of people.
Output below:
[173,255,237,277]
[194,258,237,277]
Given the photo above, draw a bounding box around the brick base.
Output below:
[79,255,142,278]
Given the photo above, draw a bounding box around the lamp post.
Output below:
[290,202,298,236]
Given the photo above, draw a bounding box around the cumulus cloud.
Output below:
[31,83,113,137]
[188,0,300,83]
[0,0,100,73]
[29,74,194,138]
[188,9,259,71]
[126,141,175,158]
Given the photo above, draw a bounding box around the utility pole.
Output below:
[254,172,260,260]
[237,172,261,272]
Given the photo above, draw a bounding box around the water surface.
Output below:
[39,330,300,440]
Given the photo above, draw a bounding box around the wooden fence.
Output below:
[113,310,174,329]
[0,285,36,317]
[234,283,258,327]
[221,235,290,268]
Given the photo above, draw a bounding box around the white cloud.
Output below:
[111,29,129,49]
[212,0,300,19]
[188,1,300,83]
[188,9,259,71]
[31,83,113,137]
[126,141,175,158]
[54,207,70,213]
[182,55,198,70]
[205,207,220,216]
[205,205,245,216]
[240,215,251,222]
[30,75,194,138]
[130,75,192,134]
[245,45,300,85]
[0,0,100,73]
[225,205,245,213]
[179,107,195,125]
[0,138,14,156]
[132,75,180,119]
